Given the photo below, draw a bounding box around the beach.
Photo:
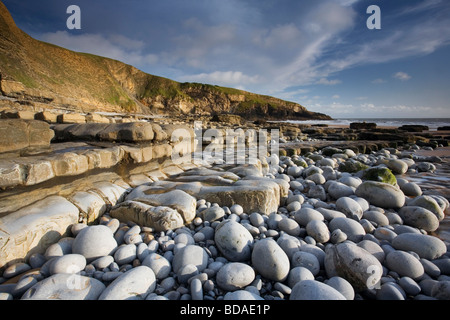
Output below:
[0,116,449,302]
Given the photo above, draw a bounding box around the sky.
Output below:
[3,0,450,119]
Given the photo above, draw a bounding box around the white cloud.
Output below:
[332,95,340,99]
[372,78,386,84]
[316,78,342,85]
[39,31,159,67]
[393,72,412,81]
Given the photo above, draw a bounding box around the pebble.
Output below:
[291,251,320,276]
[251,238,290,282]
[50,254,86,275]
[214,220,253,262]
[177,264,199,284]
[330,229,347,244]
[398,276,421,296]
[172,245,208,273]
[325,276,354,300]
[385,250,424,280]
[376,282,406,300]
[98,266,156,300]
[44,238,74,259]
[290,280,346,300]
[294,208,324,226]
[142,253,171,280]
[327,181,355,199]
[306,220,330,244]
[278,217,301,236]
[223,290,264,300]
[355,181,405,209]
[391,233,447,260]
[22,273,106,300]
[398,206,439,232]
[2,263,31,279]
[114,244,137,265]
[336,197,363,220]
[328,217,366,242]
[91,256,114,270]
[216,262,255,291]
[190,278,203,300]
[325,243,383,291]
[230,204,244,215]
[72,225,118,262]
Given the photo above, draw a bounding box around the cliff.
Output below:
[0,1,331,121]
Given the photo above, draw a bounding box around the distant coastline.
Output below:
[276,118,450,131]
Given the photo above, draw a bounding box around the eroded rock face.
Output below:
[0,119,54,153]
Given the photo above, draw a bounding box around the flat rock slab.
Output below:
[0,119,54,153]
[53,122,156,143]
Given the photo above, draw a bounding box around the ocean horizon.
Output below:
[278,118,450,131]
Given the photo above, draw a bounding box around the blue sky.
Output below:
[3,0,450,118]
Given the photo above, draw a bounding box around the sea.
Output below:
[278,118,450,131]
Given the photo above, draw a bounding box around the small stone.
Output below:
[294,208,324,226]
[230,204,244,215]
[286,201,301,212]
[327,181,355,200]
[201,206,225,222]
[98,266,156,300]
[330,229,347,244]
[2,263,31,279]
[278,217,301,236]
[251,238,290,282]
[28,253,47,269]
[114,244,137,265]
[216,262,255,291]
[142,253,171,280]
[12,276,38,298]
[91,256,114,270]
[385,250,424,280]
[172,245,208,274]
[325,243,383,291]
[44,238,74,259]
[398,277,421,296]
[329,217,366,242]
[50,254,86,275]
[290,280,346,300]
[190,278,203,300]
[22,274,105,300]
[72,225,118,262]
[224,290,264,300]
[306,220,330,244]
[214,220,254,262]
[325,276,355,300]
[398,206,439,232]
[355,181,405,209]
[336,197,363,220]
[431,281,450,300]
[177,264,199,284]
[391,233,447,260]
[291,251,320,276]
[376,282,405,300]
